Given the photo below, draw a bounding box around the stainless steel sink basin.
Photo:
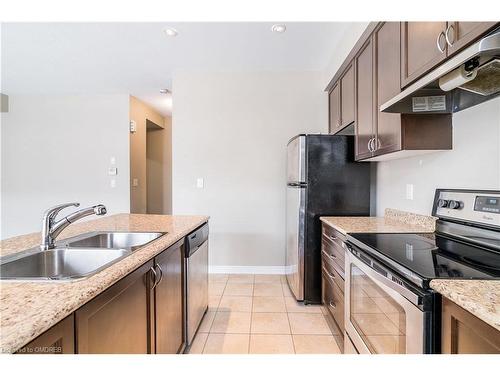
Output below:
[0,231,166,281]
[0,248,130,280]
[61,231,166,251]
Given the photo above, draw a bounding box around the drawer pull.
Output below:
[323,266,336,280]
[322,249,337,261]
[329,301,337,310]
[327,234,337,241]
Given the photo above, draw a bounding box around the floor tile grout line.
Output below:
[283,285,296,353]
[248,281,254,353]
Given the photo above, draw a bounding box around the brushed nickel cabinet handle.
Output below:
[445,24,455,47]
[329,301,337,309]
[323,266,336,280]
[367,138,372,152]
[436,31,446,53]
[322,249,336,261]
[150,266,158,289]
[155,264,164,286]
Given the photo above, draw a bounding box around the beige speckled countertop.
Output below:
[430,280,500,331]
[320,208,437,235]
[0,214,208,353]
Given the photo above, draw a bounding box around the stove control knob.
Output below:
[448,200,463,209]
[437,199,449,208]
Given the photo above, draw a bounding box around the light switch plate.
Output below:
[196,178,204,189]
[108,167,118,176]
[130,120,137,133]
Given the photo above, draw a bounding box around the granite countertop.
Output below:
[0,213,209,353]
[430,280,500,331]
[320,208,437,235]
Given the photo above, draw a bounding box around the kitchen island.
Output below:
[0,213,209,353]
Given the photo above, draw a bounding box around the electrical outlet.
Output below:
[196,178,204,189]
[406,184,414,200]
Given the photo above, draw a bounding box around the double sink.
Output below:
[0,231,166,281]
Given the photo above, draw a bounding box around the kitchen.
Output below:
[0,0,499,369]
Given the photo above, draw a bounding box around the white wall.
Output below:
[1,94,130,239]
[172,71,327,271]
[322,22,370,89]
[376,97,500,216]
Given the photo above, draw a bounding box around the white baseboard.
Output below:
[209,265,286,275]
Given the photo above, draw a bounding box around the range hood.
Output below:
[381,27,500,114]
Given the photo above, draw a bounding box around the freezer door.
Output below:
[285,184,306,301]
[287,136,306,183]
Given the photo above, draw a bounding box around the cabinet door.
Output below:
[446,22,498,55]
[355,38,375,160]
[17,314,75,354]
[155,240,184,354]
[76,261,154,354]
[340,64,355,128]
[375,22,402,155]
[442,297,500,354]
[329,83,341,133]
[401,22,448,87]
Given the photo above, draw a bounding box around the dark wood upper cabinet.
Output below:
[75,260,155,354]
[17,314,75,354]
[355,37,375,160]
[401,22,448,88]
[340,63,355,127]
[154,239,184,354]
[401,21,498,88]
[375,22,402,155]
[355,22,452,161]
[446,22,498,55]
[328,83,341,133]
[442,297,500,354]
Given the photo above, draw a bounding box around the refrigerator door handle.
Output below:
[287,182,307,188]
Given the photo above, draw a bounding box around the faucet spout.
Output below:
[40,203,107,250]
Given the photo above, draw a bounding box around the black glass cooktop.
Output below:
[348,232,500,283]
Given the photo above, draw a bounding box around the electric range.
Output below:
[344,189,500,354]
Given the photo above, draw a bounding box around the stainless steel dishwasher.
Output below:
[184,223,209,347]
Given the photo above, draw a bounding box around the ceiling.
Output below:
[1,22,354,116]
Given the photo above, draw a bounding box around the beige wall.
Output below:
[146,116,173,214]
[376,97,500,215]
[172,71,326,272]
[1,94,130,239]
[129,96,166,213]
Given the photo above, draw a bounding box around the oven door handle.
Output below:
[348,251,422,306]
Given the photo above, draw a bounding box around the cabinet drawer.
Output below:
[321,259,345,293]
[322,270,345,333]
[321,237,345,275]
[322,225,346,249]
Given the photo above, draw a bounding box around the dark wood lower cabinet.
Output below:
[154,239,184,354]
[17,314,75,354]
[75,260,155,354]
[321,223,346,352]
[442,297,500,354]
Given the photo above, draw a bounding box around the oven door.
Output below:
[345,249,425,354]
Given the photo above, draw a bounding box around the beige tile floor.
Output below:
[187,273,342,354]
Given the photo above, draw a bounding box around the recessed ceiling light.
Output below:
[160,89,171,94]
[271,24,286,33]
[163,27,179,37]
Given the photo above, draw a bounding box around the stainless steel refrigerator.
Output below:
[285,134,372,304]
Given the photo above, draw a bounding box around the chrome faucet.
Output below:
[41,202,107,250]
